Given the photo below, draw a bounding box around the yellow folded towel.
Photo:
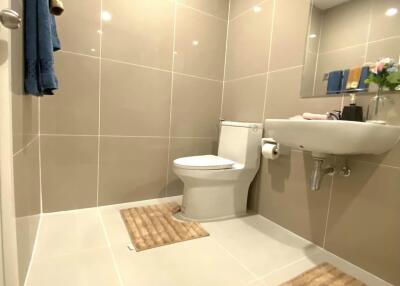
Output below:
[50,0,64,16]
[346,67,362,89]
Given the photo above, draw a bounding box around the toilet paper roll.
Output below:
[262,143,279,160]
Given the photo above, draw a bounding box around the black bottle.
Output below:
[341,94,363,122]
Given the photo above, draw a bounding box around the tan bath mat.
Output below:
[280,262,367,286]
[120,202,209,251]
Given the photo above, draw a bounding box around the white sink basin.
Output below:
[265,119,400,155]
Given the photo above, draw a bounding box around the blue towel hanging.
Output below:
[24,0,61,96]
[358,66,370,91]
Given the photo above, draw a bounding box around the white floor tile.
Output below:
[203,215,319,277]
[35,209,108,257]
[112,237,255,286]
[25,248,121,286]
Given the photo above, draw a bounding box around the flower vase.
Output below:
[366,87,393,124]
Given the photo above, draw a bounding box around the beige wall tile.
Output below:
[369,0,400,41]
[12,95,38,153]
[269,0,310,71]
[55,0,101,56]
[366,37,400,62]
[98,137,168,205]
[13,138,41,218]
[325,160,400,285]
[222,74,267,122]
[301,51,318,97]
[176,0,229,19]
[41,136,98,212]
[101,0,174,69]
[41,53,100,135]
[319,0,370,53]
[225,0,274,80]
[171,74,222,138]
[229,0,265,20]
[256,150,331,245]
[174,5,227,80]
[167,138,218,196]
[100,60,171,136]
[265,67,342,119]
[314,45,366,97]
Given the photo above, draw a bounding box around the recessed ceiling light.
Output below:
[192,40,199,46]
[309,34,317,39]
[385,7,398,17]
[90,48,96,52]
[101,11,112,22]
[253,6,262,13]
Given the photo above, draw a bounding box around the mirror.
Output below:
[301,0,400,98]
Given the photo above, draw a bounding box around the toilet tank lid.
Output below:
[221,121,263,129]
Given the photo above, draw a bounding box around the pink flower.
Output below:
[376,62,385,73]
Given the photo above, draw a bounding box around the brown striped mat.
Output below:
[120,202,209,251]
[280,262,367,286]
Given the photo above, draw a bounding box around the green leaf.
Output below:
[387,72,400,84]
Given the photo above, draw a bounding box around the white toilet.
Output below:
[173,121,263,221]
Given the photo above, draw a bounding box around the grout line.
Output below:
[229,0,268,22]
[22,214,43,286]
[38,98,43,214]
[350,157,400,171]
[220,0,232,119]
[39,134,216,140]
[210,236,259,280]
[96,1,104,208]
[59,50,100,60]
[59,50,223,84]
[173,71,222,83]
[261,0,276,120]
[322,162,335,248]
[97,209,125,286]
[176,2,227,22]
[165,2,178,198]
[12,135,38,158]
[268,64,303,74]
[224,72,268,83]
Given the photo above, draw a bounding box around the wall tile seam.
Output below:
[261,0,276,120]
[12,134,39,158]
[165,2,179,197]
[319,35,400,57]
[220,0,232,118]
[363,0,373,66]
[58,51,224,83]
[176,3,228,22]
[39,134,216,140]
[96,0,104,208]
[229,0,270,22]
[38,97,44,214]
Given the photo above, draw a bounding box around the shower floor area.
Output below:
[24,196,391,286]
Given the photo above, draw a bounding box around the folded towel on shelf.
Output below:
[327,70,343,94]
[50,0,65,16]
[346,67,362,89]
[341,69,349,92]
[25,0,61,96]
[358,66,370,90]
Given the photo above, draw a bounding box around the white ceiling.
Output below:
[313,0,351,10]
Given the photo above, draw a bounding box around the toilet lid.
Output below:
[173,155,235,170]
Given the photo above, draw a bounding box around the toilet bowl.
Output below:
[173,121,263,221]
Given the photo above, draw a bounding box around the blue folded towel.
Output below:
[341,69,349,92]
[327,70,343,94]
[25,0,61,96]
[358,66,370,91]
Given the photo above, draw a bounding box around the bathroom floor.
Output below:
[24,197,391,286]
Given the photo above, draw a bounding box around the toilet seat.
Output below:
[173,155,235,170]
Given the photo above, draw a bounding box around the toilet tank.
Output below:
[218,121,263,169]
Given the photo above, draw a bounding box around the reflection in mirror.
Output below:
[301,0,400,98]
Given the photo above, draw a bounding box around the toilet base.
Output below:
[180,181,251,222]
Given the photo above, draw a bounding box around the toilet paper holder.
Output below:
[261,138,279,154]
